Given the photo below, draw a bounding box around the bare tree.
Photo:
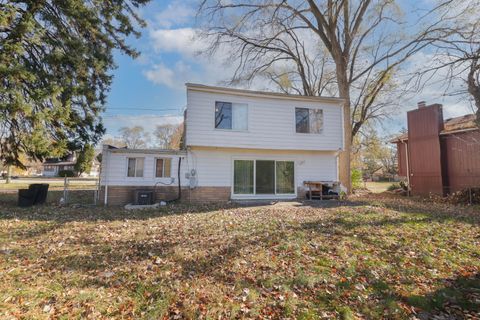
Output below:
[101,137,127,148]
[197,0,460,191]
[169,123,185,150]
[468,49,480,126]
[154,124,177,149]
[404,11,480,127]
[118,126,149,149]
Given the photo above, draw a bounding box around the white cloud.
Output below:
[149,28,205,56]
[143,61,197,89]
[143,63,176,88]
[144,26,238,89]
[155,1,196,28]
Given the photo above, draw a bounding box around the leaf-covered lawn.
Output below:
[0,195,479,319]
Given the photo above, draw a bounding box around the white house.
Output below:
[100,84,345,205]
[42,153,100,177]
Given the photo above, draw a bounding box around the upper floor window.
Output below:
[127,157,144,177]
[295,107,323,134]
[215,101,248,131]
[155,158,172,178]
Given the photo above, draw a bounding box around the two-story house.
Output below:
[100,84,345,205]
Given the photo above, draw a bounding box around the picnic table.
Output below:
[303,181,340,200]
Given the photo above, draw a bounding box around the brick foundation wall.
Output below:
[99,186,231,206]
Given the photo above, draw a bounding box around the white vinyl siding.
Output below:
[186,89,343,151]
[187,147,338,199]
[101,153,186,186]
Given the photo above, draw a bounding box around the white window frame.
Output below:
[154,157,172,178]
[126,157,144,178]
[231,158,296,199]
[294,107,323,134]
[214,101,249,132]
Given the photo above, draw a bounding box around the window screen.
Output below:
[215,101,232,129]
[215,101,248,130]
[295,108,323,133]
[127,158,144,177]
[156,158,172,177]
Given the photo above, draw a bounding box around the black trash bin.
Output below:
[32,183,49,204]
[18,188,36,207]
[17,184,49,207]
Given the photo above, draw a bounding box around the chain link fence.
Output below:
[60,177,99,206]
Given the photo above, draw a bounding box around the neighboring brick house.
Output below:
[100,83,346,205]
[391,101,480,195]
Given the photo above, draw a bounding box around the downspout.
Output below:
[175,157,182,201]
[103,146,109,206]
[404,141,411,197]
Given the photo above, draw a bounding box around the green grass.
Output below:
[365,181,395,193]
[0,179,96,191]
[0,194,479,319]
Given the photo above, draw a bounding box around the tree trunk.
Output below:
[336,62,352,193]
[467,58,480,127]
[6,165,12,184]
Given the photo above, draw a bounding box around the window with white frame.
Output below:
[155,158,172,178]
[127,157,144,177]
[295,107,323,133]
[215,101,248,130]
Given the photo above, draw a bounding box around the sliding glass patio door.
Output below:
[233,160,254,194]
[233,159,295,196]
[255,161,275,194]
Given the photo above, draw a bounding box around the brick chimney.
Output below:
[406,102,444,195]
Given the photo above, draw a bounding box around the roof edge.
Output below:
[186,83,344,104]
[106,147,187,155]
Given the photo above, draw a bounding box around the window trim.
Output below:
[214,101,249,132]
[154,157,172,178]
[294,106,324,135]
[231,158,296,198]
[126,157,145,178]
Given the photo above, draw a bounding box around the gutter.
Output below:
[439,127,478,135]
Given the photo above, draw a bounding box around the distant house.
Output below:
[391,101,480,195]
[100,83,346,205]
[42,153,99,177]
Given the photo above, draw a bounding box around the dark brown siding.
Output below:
[442,130,480,192]
[407,105,444,195]
[396,141,408,177]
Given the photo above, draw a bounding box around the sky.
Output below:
[103,0,476,140]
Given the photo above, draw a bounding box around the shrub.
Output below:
[58,170,75,177]
[351,169,363,189]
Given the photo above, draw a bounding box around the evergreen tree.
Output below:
[74,144,95,175]
[0,0,149,168]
